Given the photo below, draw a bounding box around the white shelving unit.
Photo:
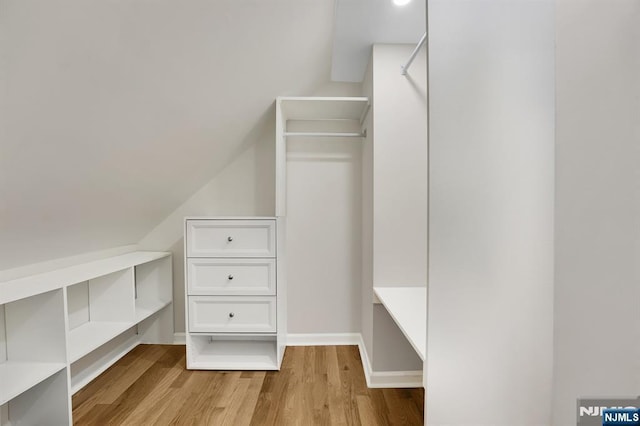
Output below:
[275,97,370,217]
[373,286,426,361]
[279,97,370,121]
[0,251,172,426]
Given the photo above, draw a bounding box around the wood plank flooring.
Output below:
[72,344,424,425]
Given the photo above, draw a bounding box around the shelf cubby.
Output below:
[187,335,278,370]
[66,268,136,363]
[0,289,68,406]
[1,369,70,426]
[70,326,139,393]
[134,256,172,322]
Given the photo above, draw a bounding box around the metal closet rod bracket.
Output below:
[401,32,427,76]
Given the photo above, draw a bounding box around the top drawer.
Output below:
[186,219,276,258]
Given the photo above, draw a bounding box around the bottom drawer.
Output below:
[188,296,276,333]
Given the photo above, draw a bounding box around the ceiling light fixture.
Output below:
[393,0,412,6]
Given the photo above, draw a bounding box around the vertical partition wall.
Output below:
[362,44,427,383]
[426,0,555,424]
[553,1,640,424]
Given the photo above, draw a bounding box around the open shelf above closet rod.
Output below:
[284,131,366,138]
[401,32,427,76]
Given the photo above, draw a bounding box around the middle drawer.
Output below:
[187,258,276,296]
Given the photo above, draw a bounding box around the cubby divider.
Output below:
[67,268,136,363]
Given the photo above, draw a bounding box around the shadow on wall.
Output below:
[285,135,363,334]
[140,103,277,334]
[405,71,428,110]
[139,104,277,250]
[253,109,276,214]
[169,238,186,333]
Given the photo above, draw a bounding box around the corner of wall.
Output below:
[137,116,276,333]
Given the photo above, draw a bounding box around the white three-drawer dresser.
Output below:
[184,217,286,370]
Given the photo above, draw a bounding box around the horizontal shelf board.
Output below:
[184,216,276,221]
[186,256,276,260]
[279,97,369,122]
[70,332,140,395]
[135,300,172,323]
[188,361,278,371]
[373,286,426,361]
[284,132,365,138]
[0,251,171,305]
[0,361,67,405]
[188,351,278,370]
[188,333,277,337]
[68,321,135,362]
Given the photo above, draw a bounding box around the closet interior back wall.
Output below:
[285,120,363,335]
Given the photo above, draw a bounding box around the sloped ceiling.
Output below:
[0,0,336,269]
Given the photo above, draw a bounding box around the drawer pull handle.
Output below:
[227,236,233,242]
[229,312,235,318]
[228,274,234,280]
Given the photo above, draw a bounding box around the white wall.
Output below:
[361,44,427,373]
[426,1,555,424]
[372,44,428,289]
[553,1,640,424]
[285,125,363,334]
[0,0,336,271]
[361,58,375,360]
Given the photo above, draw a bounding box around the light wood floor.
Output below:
[72,344,423,425]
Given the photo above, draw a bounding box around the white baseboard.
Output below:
[173,332,186,345]
[367,370,423,388]
[286,332,361,346]
[176,331,422,388]
[357,334,423,388]
[357,335,374,387]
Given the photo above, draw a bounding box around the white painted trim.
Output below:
[287,333,423,388]
[286,333,360,346]
[367,370,423,388]
[173,332,186,345]
[357,335,374,387]
[143,332,421,388]
[357,334,422,388]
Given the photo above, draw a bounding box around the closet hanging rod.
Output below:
[401,32,427,75]
[284,131,366,138]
